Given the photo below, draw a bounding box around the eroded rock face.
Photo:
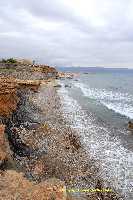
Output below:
[16,79,41,92]
[0,77,42,166]
[0,170,67,200]
[0,79,19,117]
[0,78,41,118]
[0,62,58,80]
[32,65,57,73]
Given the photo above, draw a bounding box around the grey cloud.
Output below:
[0,0,133,67]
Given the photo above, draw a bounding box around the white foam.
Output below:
[102,101,133,119]
[58,86,133,199]
[73,82,133,119]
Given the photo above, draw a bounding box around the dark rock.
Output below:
[54,84,62,88]
[65,85,71,88]
[128,121,133,130]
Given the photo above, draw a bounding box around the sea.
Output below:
[57,67,133,200]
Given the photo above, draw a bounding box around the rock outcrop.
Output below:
[128,121,133,130]
[0,77,42,118]
[16,79,41,92]
[58,72,79,79]
[0,62,58,80]
[0,170,67,200]
[0,78,19,117]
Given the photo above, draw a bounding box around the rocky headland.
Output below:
[0,60,123,200]
[58,72,79,79]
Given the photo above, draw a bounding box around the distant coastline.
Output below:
[56,66,133,73]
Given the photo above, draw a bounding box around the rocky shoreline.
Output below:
[0,63,123,199]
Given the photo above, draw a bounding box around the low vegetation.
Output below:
[1,58,17,64]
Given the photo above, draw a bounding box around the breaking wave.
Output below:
[73,82,133,119]
[58,85,133,200]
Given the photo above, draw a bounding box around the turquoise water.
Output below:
[58,70,133,200]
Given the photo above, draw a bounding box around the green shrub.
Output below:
[7,58,17,63]
[1,58,17,63]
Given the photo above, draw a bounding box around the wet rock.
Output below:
[65,84,71,88]
[54,84,62,88]
[128,121,133,130]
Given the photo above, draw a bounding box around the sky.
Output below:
[0,0,133,68]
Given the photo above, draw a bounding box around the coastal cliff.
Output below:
[0,63,69,199]
[0,62,122,200]
[0,61,58,80]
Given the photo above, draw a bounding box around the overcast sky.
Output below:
[0,0,133,68]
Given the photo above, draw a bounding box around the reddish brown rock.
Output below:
[0,170,67,200]
[0,78,41,117]
[32,65,57,73]
[0,78,19,117]
[16,79,41,92]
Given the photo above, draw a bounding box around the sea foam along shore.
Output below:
[73,81,133,120]
[58,82,133,200]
